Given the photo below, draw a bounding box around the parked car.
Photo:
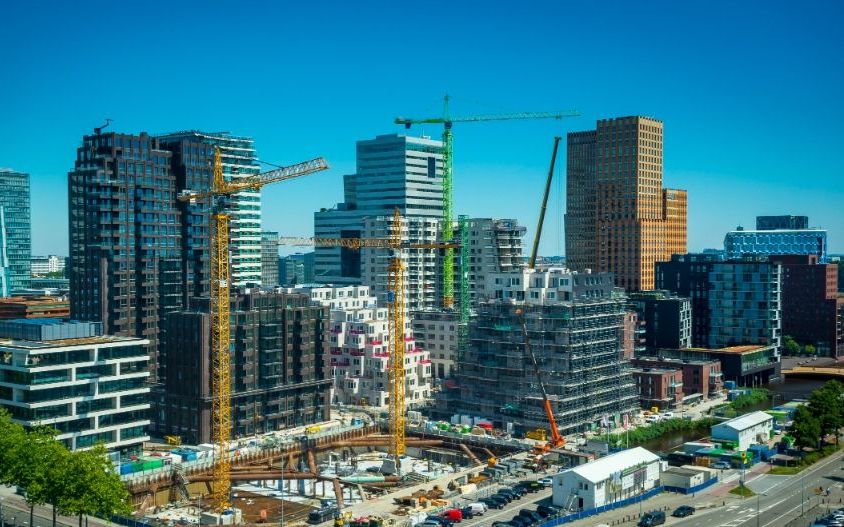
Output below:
[480,497,506,510]
[440,509,463,523]
[507,516,531,527]
[661,412,675,419]
[645,415,660,423]
[516,481,542,492]
[425,517,454,527]
[536,505,563,517]
[637,510,665,527]
[711,461,732,469]
[466,502,487,515]
[498,488,523,499]
[672,505,695,517]
[493,492,514,503]
[537,477,553,486]
[518,510,544,523]
[459,507,474,520]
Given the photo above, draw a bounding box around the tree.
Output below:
[57,445,132,526]
[5,426,70,527]
[803,344,816,356]
[790,405,821,449]
[808,380,844,442]
[783,336,800,355]
[0,409,26,483]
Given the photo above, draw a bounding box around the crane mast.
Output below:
[179,148,328,512]
[278,208,456,467]
[394,97,578,355]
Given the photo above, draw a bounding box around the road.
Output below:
[672,446,844,527]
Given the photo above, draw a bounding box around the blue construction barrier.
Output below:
[112,516,155,527]
[663,476,719,495]
[538,486,665,526]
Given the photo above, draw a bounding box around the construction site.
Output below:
[121,416,530,526]
[119,100,598,526]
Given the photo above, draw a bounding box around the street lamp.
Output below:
[756,492,767,527]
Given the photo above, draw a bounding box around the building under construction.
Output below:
[437,268,638,435]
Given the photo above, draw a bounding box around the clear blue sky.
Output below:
[2,1,842,257]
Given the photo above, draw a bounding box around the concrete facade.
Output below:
[0,319,150,454]
[290,285,432,408]
[412,310,459,379]
[458,218,526,306]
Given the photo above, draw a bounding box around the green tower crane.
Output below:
[395,96,579,310]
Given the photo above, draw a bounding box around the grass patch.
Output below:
[606,417,718,447]
[729,485,756,497]
[769,465,804,475]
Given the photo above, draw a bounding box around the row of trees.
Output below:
[789,380,844,449]
[783,335,817,356]
[0,409,131,527]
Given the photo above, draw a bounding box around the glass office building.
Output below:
[0,169,31,296]
[724,228,827,262]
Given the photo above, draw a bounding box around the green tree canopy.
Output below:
[790,405,821,448]
[58,445,132,519]
[0,409,26,483]
[803,344,816,355]
[808,380,844,440]
[783,336,800,355]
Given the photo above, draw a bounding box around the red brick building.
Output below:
[770,255,842,358]
[631,356,723,400]
[631,367,684,410]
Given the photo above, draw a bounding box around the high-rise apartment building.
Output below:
[458,218,526,306]
[361,214,442,311]
[656,253,782,355]
[0,169,31,295]
[261,231,279,287]
[564,117,688,291]
[68,132,183,382]
[314,133,443,285]
[770,255,842,358]
[412,310,460,379]
[157,290,331,443]
[437,268,638,434]
[0,319,150,454]
[756,215,808,231]
[627,291,692,350]
[158,131,262,286]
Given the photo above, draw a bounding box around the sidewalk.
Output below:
[0,486,115,527]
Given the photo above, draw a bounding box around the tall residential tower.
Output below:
[565,117,687,291]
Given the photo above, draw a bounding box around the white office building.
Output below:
[30,255,66,276]
[711,411,774,451]
[289,285,432,408]
[314,133,444,286]
[0,319,150,454]
[552,447,663,511]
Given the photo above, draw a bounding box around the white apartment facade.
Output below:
[0,319,150,454]
[486,267,619,306]
[289,285,432,408]
[458,218,526,305]
[412,310,459,379]
[31,255,66,276]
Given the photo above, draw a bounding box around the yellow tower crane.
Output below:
[179,148,329,512]
[279,208,457,468]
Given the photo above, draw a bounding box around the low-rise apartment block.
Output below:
[0,319,150,454]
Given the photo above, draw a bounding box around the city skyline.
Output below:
[2,1,843,258]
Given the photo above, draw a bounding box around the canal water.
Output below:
[637,377,823,455]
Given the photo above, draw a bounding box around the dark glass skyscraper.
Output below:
[0,169,31,296]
